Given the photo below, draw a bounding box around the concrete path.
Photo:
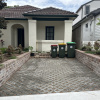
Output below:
[0,58,100,96]
[1,91,100,100]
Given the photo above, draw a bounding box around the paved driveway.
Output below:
[0,58,100,96]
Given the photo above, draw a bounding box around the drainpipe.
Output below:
[90,16,94,41]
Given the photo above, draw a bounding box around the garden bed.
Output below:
[76,49,100,76]
[0,52,30,87]
[0,52,28,63]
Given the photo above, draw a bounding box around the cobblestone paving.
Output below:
[1,58,100,96]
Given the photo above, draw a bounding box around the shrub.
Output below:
[86,42,92,51]
[81,46,87,51]
[6,45,14,56]
[29,46,33,52]
[80,42,92,51]
[94,41,100,51]
[86,46,92,51]
[15,44,22,54]
[0,48,7,53]
[0,50,4,62]
[23,48,29,52]
[96,50,100,55]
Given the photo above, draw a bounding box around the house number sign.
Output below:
[53,49,56,52]
[61,47,64,50]
[70,46,73,48]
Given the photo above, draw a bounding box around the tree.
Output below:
[97,18,100,25]
[0,0,7,10]
[0,0,7,29]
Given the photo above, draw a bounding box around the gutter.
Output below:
[23,14,78,18]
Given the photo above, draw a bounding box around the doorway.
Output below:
[17,28,24,48]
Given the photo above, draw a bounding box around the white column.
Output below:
[28,20,37,51]
[64,20,73,43]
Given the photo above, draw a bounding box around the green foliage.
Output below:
[85,51,96,54]
[29,46,33,52]
[94,41,100,51]
[96,50,100,55]
[0,0,7,29]
[17,44,22,54]
[0,50,4,62]
[9,56,16,59]
[80,42,92,51]
[0,64,4,69]
[23,48,29,52]
[0,17,7,29]
[0,0,7,10]
[6,45,14,56]
[97,18,100,25]
[0,48,7,53]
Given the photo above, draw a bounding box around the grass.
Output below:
[9,56,16,59]
[0,48,7,54]
[85,51,96,54]
[0,64,4,69]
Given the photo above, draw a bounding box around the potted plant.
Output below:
[29,46,34,56]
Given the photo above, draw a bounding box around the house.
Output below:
[73,0,100,48]
[0,5,77,51]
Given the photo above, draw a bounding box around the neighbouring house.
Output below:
[73,0,100,48]
[0,5,77,51]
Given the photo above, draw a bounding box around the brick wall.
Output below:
[76,50,100,76]
[0,52,30,87]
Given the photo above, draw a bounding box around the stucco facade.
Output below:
[0,5,77,52]
[0,20,28,48]
[0,19,73,52]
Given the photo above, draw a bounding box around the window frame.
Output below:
[45,26,54,40]
[85,5,90,15]
[86,23,88,28]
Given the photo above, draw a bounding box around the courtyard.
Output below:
[0,58,100,96]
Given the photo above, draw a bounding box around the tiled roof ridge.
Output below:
[25,6,75,14]
[2,5,40,10]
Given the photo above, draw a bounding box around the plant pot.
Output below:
[30,53,34,56]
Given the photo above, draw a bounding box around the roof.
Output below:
[0,5,40,19]
[73,8,100,30]
[23,7,77,17]
[76,0,93,13]
[0,5,77,20]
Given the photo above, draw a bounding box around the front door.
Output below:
[17,28,24,48]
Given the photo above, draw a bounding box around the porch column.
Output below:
[28,20,37,51]
[64,20,73,43]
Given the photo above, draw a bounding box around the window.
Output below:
[46,26,54,40]
[85,5,90,15]
[86,23,88,28]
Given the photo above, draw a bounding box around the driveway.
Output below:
[0,58,100,96]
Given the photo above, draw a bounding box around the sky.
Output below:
[6,0,91,12]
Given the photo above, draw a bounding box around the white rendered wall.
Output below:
[28,20,37,51]
[82,20,91,41]
[73,9,82,25]
[94,14,100,41]
[73,0,100,25]
[64,20,73,43]
[83,1,100,18]
[36,40,64,52]
[37,21,64,40]
[0,20,28,48]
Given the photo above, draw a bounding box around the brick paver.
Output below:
[0,58,100,96]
